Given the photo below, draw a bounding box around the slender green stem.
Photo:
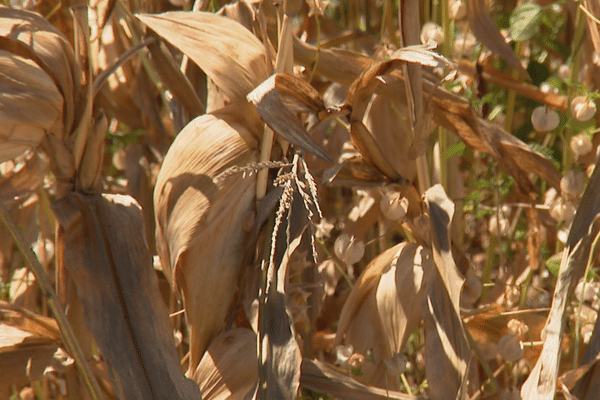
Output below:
[0,201,104,400]
[504,42,523,134]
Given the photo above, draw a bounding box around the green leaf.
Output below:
[510,2,542,41]
[447,141,466,158]
[545,253,561,277]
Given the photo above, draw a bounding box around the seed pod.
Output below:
[531,106,560,132]
[488,214,509,236]
[454,32,477,57]
[420,22,444,45]
[570,133,593,157]
[334,234,365,265]
[497,333,523,362]
[560,170,586,200]
[449,0,467,20]
[507,319,529,336]
[380,191,409,221]
[557,64,571,80]
[571,96,597,122]
[549,199,576,223]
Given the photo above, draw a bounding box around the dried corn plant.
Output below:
[2,0,600,399]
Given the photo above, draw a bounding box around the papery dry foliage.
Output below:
[2,1,600,400]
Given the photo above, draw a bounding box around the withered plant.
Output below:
[1,1,600,399]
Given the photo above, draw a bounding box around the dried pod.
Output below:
[570,133,593,157]
[497,333,524,362]
[557,64,571,80]
[549,199,576,223]
[380,191,409,221]
[507,319,529,336]
[420,22,444,45]
[334,233,365,265]
[488,214,509,236]
[571,96,597,122]
[531,106,560,132]
[348,353,366,370]
[560,170,586,200]
[450,0,467,20]
[454,32,477,57]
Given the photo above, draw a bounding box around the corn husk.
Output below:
[154,102,261,373]
[192,328,258,400]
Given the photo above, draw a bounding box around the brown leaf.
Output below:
[154,101,260,373]
[0,51,62,162]
[248,73,331,161]
[0,324,63,398]
[524,160,600,398]
[300,359,426,400]
[192,328,258,400]
[333,243,433,390]
[423,185,471,399]
[467,0,529,80]
[52,192,200,399]
[137,11,270,103]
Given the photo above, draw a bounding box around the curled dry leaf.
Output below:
[295,39,562,195]
[422,185,471,399]
[137,11,270,103]
[154,102,261,373]
[333,242,434,390]
[0,6,78,166]
[247,73,332,161]
[192,328,258,400]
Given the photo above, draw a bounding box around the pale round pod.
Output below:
[497,333,524,362]
[560,170,586,199]
[454,32,477,57]
[557,64,571,80]
[507,319,529,336]
[549,199,576,223]
[420,22,444,45]
[571,96,597,121]
[449,0,467,20]
[531,106,560,132]
[488,214,509,236]
[334,233,365,265]
[570,133,593,157]
[380,191,409,221]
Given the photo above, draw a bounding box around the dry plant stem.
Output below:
[0,201,104,400]
[573,229,600,368]
[503,41,523,134]
[256,8,294,201]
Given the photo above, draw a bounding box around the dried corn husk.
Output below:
[333,242,434,390]
[154,101,261,373]
[192,328,258,400]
